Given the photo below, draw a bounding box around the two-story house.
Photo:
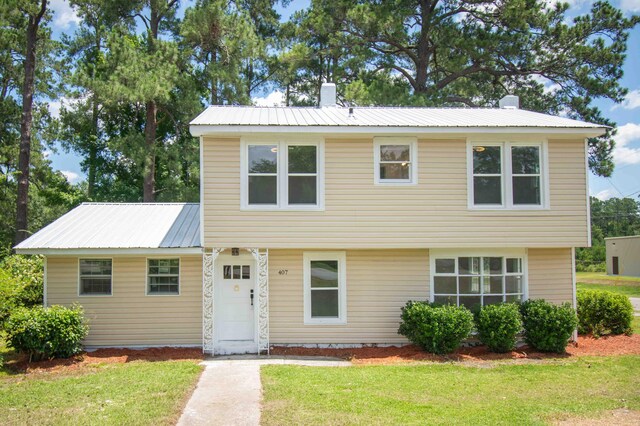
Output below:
[15,84,606,354]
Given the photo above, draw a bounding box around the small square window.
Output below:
[374,138,417,184]
[79,259,112,296]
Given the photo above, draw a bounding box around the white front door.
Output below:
[215,255,257,353]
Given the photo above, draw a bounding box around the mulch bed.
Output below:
[270,333,640,365]
[5,334,640,374]
[6,347,204,375]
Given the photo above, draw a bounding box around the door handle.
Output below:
[250,289,254,306]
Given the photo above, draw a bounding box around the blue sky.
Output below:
[47,0,640,201]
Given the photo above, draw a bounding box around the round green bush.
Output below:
[5,305,89,361]
[577,289,633,337]
[475,303,523,353]
[520,299,577,353]
[398,301,474,354]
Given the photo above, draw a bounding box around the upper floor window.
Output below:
[469,141,547,209]
[374,137,418,184]
[242,139,323,210]
[79,259,112,296]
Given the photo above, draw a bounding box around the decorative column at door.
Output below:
[202,248,223,355]
[249,249,269,354]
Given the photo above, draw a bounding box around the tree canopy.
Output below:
[0,0,638,252]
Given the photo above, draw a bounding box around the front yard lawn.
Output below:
[262,356,640,425]
[0,360,202,425]
[576,272,640,298]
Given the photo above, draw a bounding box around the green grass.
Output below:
[576,272,640,284]
[0,360,203,425]
[576,272,640,298]
[261,356,640,425]
[577,282,640,298]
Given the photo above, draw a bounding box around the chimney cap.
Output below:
[499,95,519,109]
[320,82,337,108]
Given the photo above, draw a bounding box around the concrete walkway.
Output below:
[177,356,351,426]
[631,297,640,316]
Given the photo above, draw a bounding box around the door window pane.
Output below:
[288,146,316,173]
[223,265,231,279]
[513,176,541,205]
[248,176,277,204]
[474,176,502,204]
[242,265,250,279]
[233,265,241,279]
[289,176,317,204]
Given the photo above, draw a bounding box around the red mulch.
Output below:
[8,347,204,375]
[6,334,640,374]
[270,334,640,365]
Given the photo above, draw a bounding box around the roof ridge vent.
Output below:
[319,83,337,107]
[499,95,519,109]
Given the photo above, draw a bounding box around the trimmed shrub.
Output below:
[5,305,89,361]
[398,301,474,354]
[0,255,44,327]
[475,303,523,353]
[520,299,577,353]
[577,289,633,337]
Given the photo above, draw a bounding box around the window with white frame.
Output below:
[243,140,322,209]
[374,138,417,184]
[147,259,180,295]
[433,256,524,309]
[79,259,112,296]
[470,142,545,208]
[304,252,346,324]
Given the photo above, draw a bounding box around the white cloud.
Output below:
[60,170,81,183]
[252,90,285,107]
[531,74,561,94]
[50,0,81,29]
[594,189,615,201]
[613,123,640,165]
[48,99,62,118]
[620,0,640,13]
[612,89,640,110]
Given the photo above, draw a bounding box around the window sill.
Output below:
[374,181,418,186]
[241,205,325,212]
[468,206,550,212]
[304,319,347,326]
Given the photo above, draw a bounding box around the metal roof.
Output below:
[190,106,606,135]
[14,203,201,252]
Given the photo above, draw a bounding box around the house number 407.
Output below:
[278,269,288,275]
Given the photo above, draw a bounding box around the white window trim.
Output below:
[240,136,325,211]
[145,257,181,296]
[303,251,347,325]
[77,257,113,297]
[467,140,550,210]
[373,137,418,185]
[429,248,529,304]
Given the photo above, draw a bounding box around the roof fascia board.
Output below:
[190,125,607,138]
[15,248,204,256]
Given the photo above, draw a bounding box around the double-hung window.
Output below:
[79,259,112,296]
[303,252,347,324]
[470,141,547,208]
[147,259,180,295]
[432,255,525,309]
[243,139,323,209]
[374,137,418,184]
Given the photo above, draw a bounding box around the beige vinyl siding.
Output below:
[47,256,202,347]
[202,137,588,248]
[527,248,573,305]
[269,249,429,344]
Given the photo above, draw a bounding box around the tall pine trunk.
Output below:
[15,0,46,245]
[143,100,157,202]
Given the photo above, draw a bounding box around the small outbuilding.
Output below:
[605,236,640,277]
